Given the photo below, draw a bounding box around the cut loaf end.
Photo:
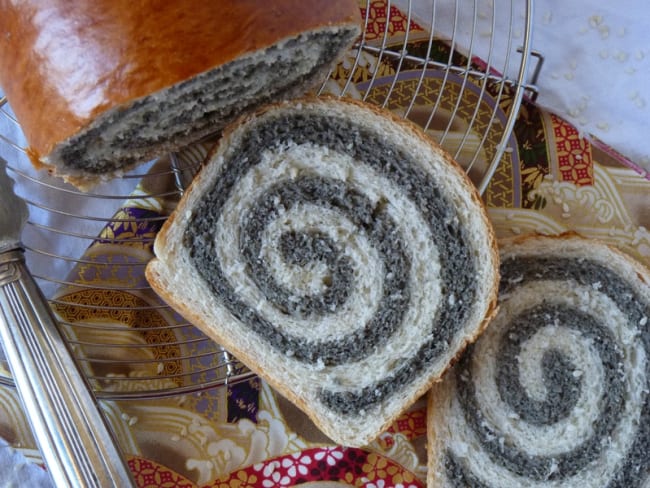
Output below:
[40,26,360,190]
[0,0,361,190]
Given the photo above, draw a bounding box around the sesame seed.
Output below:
[615,51,629,62]
[588,15,603,28]
[599,25,610,39]
[596,121,610,131]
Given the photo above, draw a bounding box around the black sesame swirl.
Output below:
[445,256,650,487]
[183,112,480,414]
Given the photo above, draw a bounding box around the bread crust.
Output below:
[499,232,650,284]
[146,96,500,446]
[0,0,360,187]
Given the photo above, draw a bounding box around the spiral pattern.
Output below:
[442,253,650,487]
[182,110,488,415]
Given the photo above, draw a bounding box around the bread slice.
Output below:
[427,233,650,487]
[0,0,361,190]
[146,97,499,447]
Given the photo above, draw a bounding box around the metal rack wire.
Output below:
[0,0,537,400]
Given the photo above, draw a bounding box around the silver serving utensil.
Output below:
[0,158,135,487]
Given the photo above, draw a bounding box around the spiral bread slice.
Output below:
[0,0,360,190]
[146,97,499,447]
[426,233,650,487]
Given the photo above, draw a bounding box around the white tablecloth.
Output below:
[0,438,52,487]
[395,0,650,175]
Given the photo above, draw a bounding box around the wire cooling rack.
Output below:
[0,0,538,400]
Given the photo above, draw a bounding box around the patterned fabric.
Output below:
[360,1,424,41]
[211,447,423,488]
[128,457,195,488]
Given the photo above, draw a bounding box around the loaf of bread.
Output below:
[145,97,499,447]
[0,0,360,189]
[427,233,650,487]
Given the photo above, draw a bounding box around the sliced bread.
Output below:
[427,233,650,486]
[146,97,499,447]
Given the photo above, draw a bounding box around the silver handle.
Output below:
[0,249,135,487]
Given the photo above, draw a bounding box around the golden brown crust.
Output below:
[500,232,650,287]
[0,0,360,169]
[146,96,501,446]
[498,230,583,248]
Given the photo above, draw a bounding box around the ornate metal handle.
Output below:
[0,249,135,487]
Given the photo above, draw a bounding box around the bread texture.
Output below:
[0,0,361,190]
[146,97,499,447]
[427,233,650,487]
